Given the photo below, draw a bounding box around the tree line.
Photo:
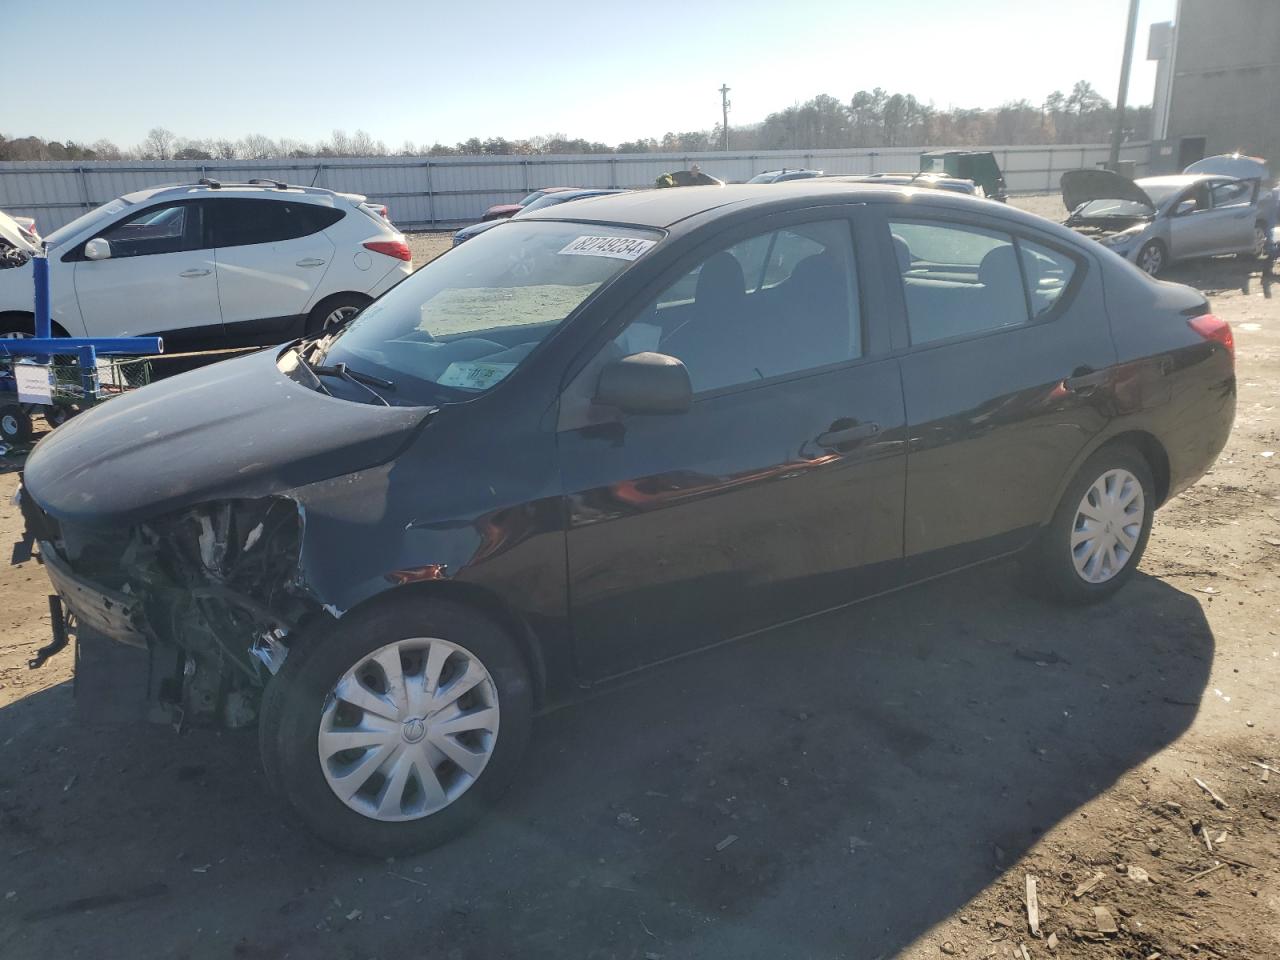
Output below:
[1,81,1147,162]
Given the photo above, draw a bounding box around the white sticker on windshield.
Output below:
[559,235,657,261]
[438,361,516,390]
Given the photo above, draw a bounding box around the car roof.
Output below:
[120,183,343,206]
[520,181,1016,230]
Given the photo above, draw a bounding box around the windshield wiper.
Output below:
[312,361,394,406]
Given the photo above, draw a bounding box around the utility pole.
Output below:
[1109,0,1140,168]
[719,84,731,151]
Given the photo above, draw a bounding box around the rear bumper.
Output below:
[39,541,148,647]
[367,259,413,297]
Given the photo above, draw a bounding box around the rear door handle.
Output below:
[1064,369,1108,393]
[817,421,880,447]
[179,268,211,278]
[296,258,327,268]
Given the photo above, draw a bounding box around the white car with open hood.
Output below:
[0,181,412,349]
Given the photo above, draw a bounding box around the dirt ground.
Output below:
[2,198,1280,960]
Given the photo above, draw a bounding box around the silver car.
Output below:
[1062,165,1274,276]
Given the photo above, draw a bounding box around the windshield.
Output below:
[518,193,574,215]
[43,197,132,247]
[1074,198,1154,218]
[747,172,778,183]
[518,190,549,206]
[318,220,662,402]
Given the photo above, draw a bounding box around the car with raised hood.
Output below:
[452,188,626,245]
[919,150,1007,201]
[18,182,1235,855]
[1061,167,1273,276]
[0,180,412,348]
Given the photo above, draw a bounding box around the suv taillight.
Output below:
[364,239,411,262]
[1188,313,1233,359]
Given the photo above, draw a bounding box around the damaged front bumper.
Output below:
[40,541,148,646]
[21,491,325,726]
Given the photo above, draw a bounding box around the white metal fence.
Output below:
[0,142,1150,232]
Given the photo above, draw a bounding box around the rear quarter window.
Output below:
[210,199,345,247]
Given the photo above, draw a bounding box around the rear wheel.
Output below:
[260,596,533,857]
[1022,444,1155,604]
[1137,240,1166,277]
[305,294,372,337]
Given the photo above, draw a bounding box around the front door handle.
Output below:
[179,268,211,278]
[817,421,880,448]
[296,258,327,268]
[1063,368,1108,394]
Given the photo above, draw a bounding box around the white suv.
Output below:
[0,180,412,348]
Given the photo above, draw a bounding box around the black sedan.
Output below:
[19,183,1236,856]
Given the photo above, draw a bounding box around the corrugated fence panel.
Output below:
[0,143,1152,232]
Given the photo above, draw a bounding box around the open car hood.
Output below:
[1060,169,1155,213]
[0,209,39,256]
[1185,154,1270,181]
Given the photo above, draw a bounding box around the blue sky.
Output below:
[7,0,1177,148]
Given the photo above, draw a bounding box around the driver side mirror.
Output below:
[84,238,112,261]
[595,352,692,415]
[1175,199,1197,216]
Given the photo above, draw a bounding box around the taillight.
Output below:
[364,239,411,262]
[1188,313,1233,359]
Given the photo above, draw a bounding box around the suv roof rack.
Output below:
[247,178,289,189]
[198,177,221,189]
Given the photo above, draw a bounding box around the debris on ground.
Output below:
[714,834,738,852]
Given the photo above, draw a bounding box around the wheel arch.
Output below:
[333,579,550,709]
[0,310,72,338]
[1045,429,1172,525]
[305,291,373,333]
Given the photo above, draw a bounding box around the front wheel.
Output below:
[1136,240,1166,277]
[1022,445,1155,604]
[305,294,372,337]
[260,596,533,857]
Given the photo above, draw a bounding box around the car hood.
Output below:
[0,209,39,256]
[1061,169,1155,213]
[1185,154,1270,181]
[484,204,521,218]
[22,347,433,528]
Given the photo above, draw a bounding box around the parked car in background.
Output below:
[0,208,39,268]
[655,167,725,187]
[4,213,40,244]
[1061,168,1271,276]
[453,188,627,245]
[920,150,1007,201]
[825,172,982,196]
[747,168,824,183]
[482,187,577,222]
[20,182,1234,855]
[0,180,412,347]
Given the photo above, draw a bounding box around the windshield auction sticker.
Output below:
[558,235,657,261]
[438,361,517,390]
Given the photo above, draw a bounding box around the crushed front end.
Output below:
[21,491,325,727]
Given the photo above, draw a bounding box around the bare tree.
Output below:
[142,126,176,160]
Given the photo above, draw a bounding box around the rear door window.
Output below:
[890,220,1029,344]
[209,199,344,248]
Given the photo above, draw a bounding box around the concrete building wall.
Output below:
[1168,0,1280,165]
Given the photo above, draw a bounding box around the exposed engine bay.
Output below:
[24,494,326,727]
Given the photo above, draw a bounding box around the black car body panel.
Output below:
[20,182,1236,717]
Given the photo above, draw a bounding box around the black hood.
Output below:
[1060,169,1155,214]
[23,347,432,527]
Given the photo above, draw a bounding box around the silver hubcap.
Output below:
[1,413,18,435]
[1071,468,1145,584]
[324,305,360,329]
[1139,245,1162,275]
[318,637,499,822]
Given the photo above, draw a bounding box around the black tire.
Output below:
[0,404,33,444]
[305,293,372,336]
[0,311,69,338]
[259,595,533,857]
[1136,240,1166,277]
[1022,444,1156,605]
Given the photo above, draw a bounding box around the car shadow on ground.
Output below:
[1163,257,1274,299]
[0,560,1213,960]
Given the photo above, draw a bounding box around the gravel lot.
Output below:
[2,196,1279,959]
